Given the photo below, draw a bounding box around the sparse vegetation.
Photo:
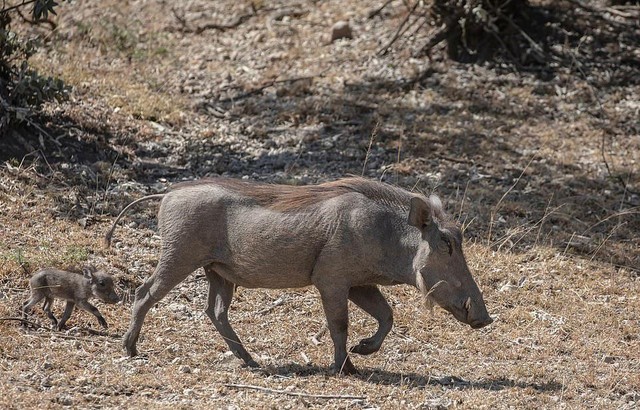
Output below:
[0,0,638,408]
[0,0,69,143]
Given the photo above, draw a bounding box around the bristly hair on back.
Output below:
[172,177,425,213]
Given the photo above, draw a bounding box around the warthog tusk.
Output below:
[464,297,472,311]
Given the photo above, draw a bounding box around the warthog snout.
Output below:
[442,299,492,329]
[463,295,493,328]
[470,316,493,329]
[425,282,493,330]
[93,275,121,304]
[101,292,121,304]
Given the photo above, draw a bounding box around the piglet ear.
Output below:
[82,267,94,280]
[408,196,432,228]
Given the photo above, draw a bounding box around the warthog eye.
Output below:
[98,280,106,287]
[441,235,452,255]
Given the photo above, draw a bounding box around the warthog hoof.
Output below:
[349,337,381,356]
[333,358,358,376]
[123,332,138,357]
[244,359,260,368]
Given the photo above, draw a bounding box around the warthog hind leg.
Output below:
[22,293,45,324]
[42,297,58,328]
[57,301,75,330]
[124,260,196,356]
[204,265,258,368]
[348,285,393,355]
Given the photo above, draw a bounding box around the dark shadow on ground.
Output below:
[3,2,637,271]
[261,363,563,392]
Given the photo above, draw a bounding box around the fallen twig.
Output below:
[0,317,45,329]
[368,0,394,19]
[223,383,366,400]
[218,71,327,103]
[256,296,286,315]
[565,0,638,26]
[195,12,255,34]
[172,8,257,33]
[29,332,103,343]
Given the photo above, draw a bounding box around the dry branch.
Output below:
[172,8,256,33]
[368,0,394,19]
[217,72,327,103]
[379,1,421,55]
[0,316,45,329]
[223,383,366,400]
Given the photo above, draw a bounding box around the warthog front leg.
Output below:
[57,301,75,330]
[76,300,108,329]
[317,285,357,375]
[203,266,258,368]
[348,285,393,355]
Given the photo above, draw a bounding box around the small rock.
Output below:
[56,395,73,406]
[179,365,192,374]
[331,21,352,42]
[499,283,518,292]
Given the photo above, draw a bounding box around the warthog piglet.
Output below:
[22,266,120,330]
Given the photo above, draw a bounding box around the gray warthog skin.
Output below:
[22,266,121,330]
[106,177,492,374]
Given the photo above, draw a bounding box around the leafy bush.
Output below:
[1,0,69,138]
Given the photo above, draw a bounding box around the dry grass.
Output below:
[1,0,639,408]
[1,160,638,409]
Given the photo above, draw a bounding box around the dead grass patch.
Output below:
[1,0,639,408]
[1,166,639,409]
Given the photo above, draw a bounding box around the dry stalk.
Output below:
[589,222,625,264]
[361,122,379,176]
[488,155,536,245]
[535,195,555,247]
[457,179,470,222]
[218,71,328,104]
[581,207,639,236]
[492,203,563,252]
[416,274,446,312]
[562,232,577,257]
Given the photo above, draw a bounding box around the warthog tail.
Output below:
[104,194,166,248]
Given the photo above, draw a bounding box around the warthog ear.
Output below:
[408,197,433,228]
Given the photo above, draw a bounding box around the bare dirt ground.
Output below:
[1,0,639,408]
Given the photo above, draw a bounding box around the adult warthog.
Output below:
[105,177,492,374]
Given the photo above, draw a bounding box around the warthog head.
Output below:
[409,196,493,329]
[84,267,121,304]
